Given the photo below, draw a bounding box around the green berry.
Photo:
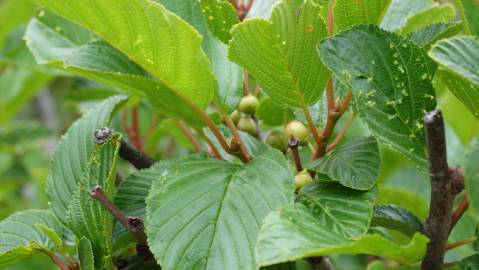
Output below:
[285,120,309,142]
[238,95,259,115]
[230,110,241,124]
[237,116,257,136]
[266,130,288,152]
[295,170,313,190]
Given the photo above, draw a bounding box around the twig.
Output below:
[90,186,153,260]
[449,196,469,235]
[119,140,155,170]
[44,252,70,270]
[130,107,143,151]
[289,137,303,173]
[446,237,476,251]
[326,114,355,152]
[302,104,323,148]
[220,108,252,162]
[177,120,202,152]
[311,91,353,159]
[204,135,222,159]
[94,127,155,170]
[421,109,456,270]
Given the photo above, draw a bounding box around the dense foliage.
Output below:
[1,0,479,269]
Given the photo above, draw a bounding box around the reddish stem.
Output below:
[177,120,202,152]
[449,197,469,234]
[130,107,143,151]
[45,252,69,270]
[326,114,355,152]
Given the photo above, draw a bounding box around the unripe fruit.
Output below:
[285,120,309,143]
[237,116,257,136]
[238,95,259,115]
[230,110,241,124]
[295,170,313,190]
[266,130,288,152]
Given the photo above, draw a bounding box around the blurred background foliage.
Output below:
[0,0,477,269]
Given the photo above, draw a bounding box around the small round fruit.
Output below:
[295,170,313,190]
[266,130,288,152]
[230,110,241,124]
[285,120,309,142]
[238,95,259,115]
[237,116,257,136]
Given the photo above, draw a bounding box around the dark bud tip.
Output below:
[129,217,144,229]
[424,109,442,124]
[288,136,298,147]
[116,260,128,269]
[90,185,103,196]
[94,127,114,145]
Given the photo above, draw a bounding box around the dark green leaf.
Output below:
[200,0,239,43]
[256,202,428,267]
[409,22,462,49]
[146,149,294,270]
[307,136,380,190]
[297,182,377,238]
[0,210,62,268]
[460,254,479,270]
[319,25,437,169]
[78,237,94,270]
[429,36,479,120]
[371,204,424,236]
[67,135,121,268]
[455,0,479,37]
[46,95,127,223]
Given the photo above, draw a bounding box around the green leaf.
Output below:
[146,149,294,270]
[257,98,295,126]
[455,0,479,37]
[25,11,207,128]
[333,0,391,33]
[200,0,239,43]
[157,0,243,113]
[460,254,479,270]
[378,185,429,221]
[399,3,456,35]
[318,25,437,169]
[464,138,479,216]
[256,202,428,267]
[68,135,121,268]
[46,95,127,224]
[114,157,198,235]
[371,204,424,237]
[429,36,479,119]
[297,182,377,238]
[229,0,330,108]
[0,210,62,268]
[0,68,52,124]
[36,0,216,110]
[307,137,380,190]
[408,22,462,49]
[380,0,434,32]
[78,237,95,270]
